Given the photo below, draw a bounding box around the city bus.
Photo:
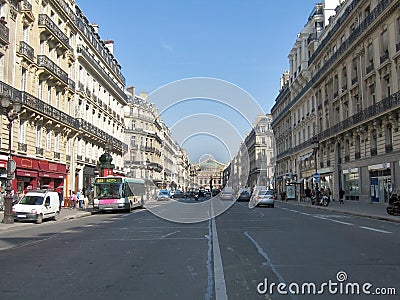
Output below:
[93,176,146,212]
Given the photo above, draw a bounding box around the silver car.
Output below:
[255,189,275,207]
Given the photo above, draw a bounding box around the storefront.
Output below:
[343,168,360,201]
[38,160,66,189]
[12,156,66,193]
[368,163,391,203]
[13,156,39,193]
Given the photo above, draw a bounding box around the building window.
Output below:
[36,126,42,148]
[66,139,71,155]
[367,42,374,70]
[54,134,59,152]
[385,124,393,153]
[21,68,27,92]
[384,75,391,98]
[46,131,52,151]
[18,120,26,144]
[369,83,376,105]
[381,28,389,55]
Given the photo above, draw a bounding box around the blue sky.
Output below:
[76,0,318,162]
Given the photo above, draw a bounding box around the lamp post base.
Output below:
[2,195,14,224]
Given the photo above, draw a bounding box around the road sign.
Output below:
[313,173,320,183]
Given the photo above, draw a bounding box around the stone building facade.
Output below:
[272,0,400,203]
[0,0,126,198]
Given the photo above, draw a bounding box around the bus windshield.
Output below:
[94,183,122,199]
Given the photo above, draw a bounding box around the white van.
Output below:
[13,190,60,224]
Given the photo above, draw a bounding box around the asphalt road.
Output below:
[0,200,399,300]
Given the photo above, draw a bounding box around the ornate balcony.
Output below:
[21,0,34,23]
[18,41,35,62]
[76,45,126,101]
[37,55,69,86]
[21,92,79,129]
[38,14,70,52]
[380,51,389,64]
[36,147,44,156]
[54,152,60,160]
[18,142,27,152]
[68,78,75,91]
[366,64,374,74]
[0,22,9,45]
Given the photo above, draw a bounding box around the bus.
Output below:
[93,176,146,212]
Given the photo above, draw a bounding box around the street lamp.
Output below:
[311,134,319,204]
[1,93,22,224]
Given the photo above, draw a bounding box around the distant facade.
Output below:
[271,0,400,203]
[193,157,226,190]
[243,115,275,189]
[123,87,189,190]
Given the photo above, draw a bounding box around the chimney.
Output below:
[92,23,99,33]
[127,86,135,96]
[104,40,114,55]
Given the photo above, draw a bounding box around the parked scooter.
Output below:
[311,189,330,207]
[387,194,400,215]
[194,192,199,201]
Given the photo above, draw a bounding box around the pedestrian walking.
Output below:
[70,191,77,209]
[78,191,84,209]
[339,189,345,204]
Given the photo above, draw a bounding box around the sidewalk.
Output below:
[0,207,98,231]
[281,198,400,223]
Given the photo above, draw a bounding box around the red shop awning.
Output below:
[16,169,38,178]
[39,171,65,179]
[0,160,7,169]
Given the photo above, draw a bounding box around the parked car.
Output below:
[254,189,275,207]
[13,190,60,224]
[212,189,221,196]
[172,190,185,198]
[156,190,171,201]
[220,188,234,200]
[238,190,251,202]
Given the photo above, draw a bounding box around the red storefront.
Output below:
[12,156,67,193]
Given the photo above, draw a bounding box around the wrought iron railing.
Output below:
[36,147,44,156]
[37,55,69,85]
[38,14,70,49]
[0,22,9,45]
[18,41,34,62]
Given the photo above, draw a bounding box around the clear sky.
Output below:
[76,0,319,162]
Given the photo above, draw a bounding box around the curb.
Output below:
[279,200,400,224]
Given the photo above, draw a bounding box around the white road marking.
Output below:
[328,219,354,226]
[359,226,392,234]
[212,215,228,300]
[279,207,394,233]
[160,230,180,239]
[244,231,297,300]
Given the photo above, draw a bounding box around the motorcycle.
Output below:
[194,193,199,201]
[311,192,330,207]
[386,195,400,215]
